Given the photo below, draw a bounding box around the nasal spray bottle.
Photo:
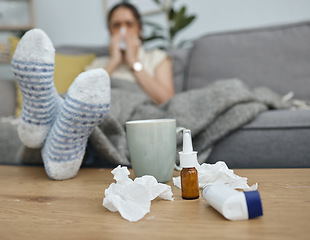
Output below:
[179,129,199,200]
[202,183,263,220]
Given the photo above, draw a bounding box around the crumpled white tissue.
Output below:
[173,161,257,191]
[103,165,174,222]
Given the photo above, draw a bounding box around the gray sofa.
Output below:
[1,21,309,167]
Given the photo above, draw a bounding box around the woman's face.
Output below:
[109,7,141,37]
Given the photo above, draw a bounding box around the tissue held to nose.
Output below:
[102,166,174,222]
[119,27,127,50]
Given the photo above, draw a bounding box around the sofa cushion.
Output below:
[186,21,310,100]
[0,80,16,117]
[208,109,310,168]
[167,47,191,93]
[0,119,23,164]
[56,45,109,57]
[243,109,310,129]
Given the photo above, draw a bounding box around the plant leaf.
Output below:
[168,7,175,20]
[144,34,167,42]
[170,6,186,39]
[176,15,196,32]
[143,21,164,31]
[153,0,161,5]
[173,6,186,24]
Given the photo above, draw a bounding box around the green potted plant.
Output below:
[144,0,196,49]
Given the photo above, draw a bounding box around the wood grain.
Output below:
[0,166,309,240]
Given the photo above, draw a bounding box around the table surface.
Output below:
[0,166,309,240]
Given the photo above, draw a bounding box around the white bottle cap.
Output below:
[179,129,198,168]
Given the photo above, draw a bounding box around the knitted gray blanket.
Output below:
[89,78,289,166]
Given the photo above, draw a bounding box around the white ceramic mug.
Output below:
[126,119,183,183]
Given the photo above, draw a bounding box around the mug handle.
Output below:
[175,127,185,171]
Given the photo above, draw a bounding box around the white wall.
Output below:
[1,0,310,79]
[174,0,310,45]
[33,0,107,46]
[33,0,310,47]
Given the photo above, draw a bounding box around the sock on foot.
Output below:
[41,69,110,180]
[11,29,62,148]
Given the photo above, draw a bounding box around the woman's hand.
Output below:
[109,33,123,67]
[105,33,123,75]
[132,57,175,105]
[124,33,140,67]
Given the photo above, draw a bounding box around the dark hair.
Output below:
[107,2,142,30]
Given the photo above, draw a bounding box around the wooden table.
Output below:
[0,166,309,240]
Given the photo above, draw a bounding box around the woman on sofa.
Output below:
[12,2,289,181]
[12,2,176,181]
[86,2,175,105]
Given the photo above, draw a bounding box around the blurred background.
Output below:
[1,0,310,79]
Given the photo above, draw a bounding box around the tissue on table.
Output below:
[103,165,174,222]
[173,161,258,191]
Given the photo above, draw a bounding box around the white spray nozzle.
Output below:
[179,129,198,168]
[183,129,193,153]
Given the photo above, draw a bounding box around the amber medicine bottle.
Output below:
[181,166,199,199]
[179,129,199,200]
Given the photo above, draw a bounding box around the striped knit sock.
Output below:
[41,69,110,180]
[11,29,62,148]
